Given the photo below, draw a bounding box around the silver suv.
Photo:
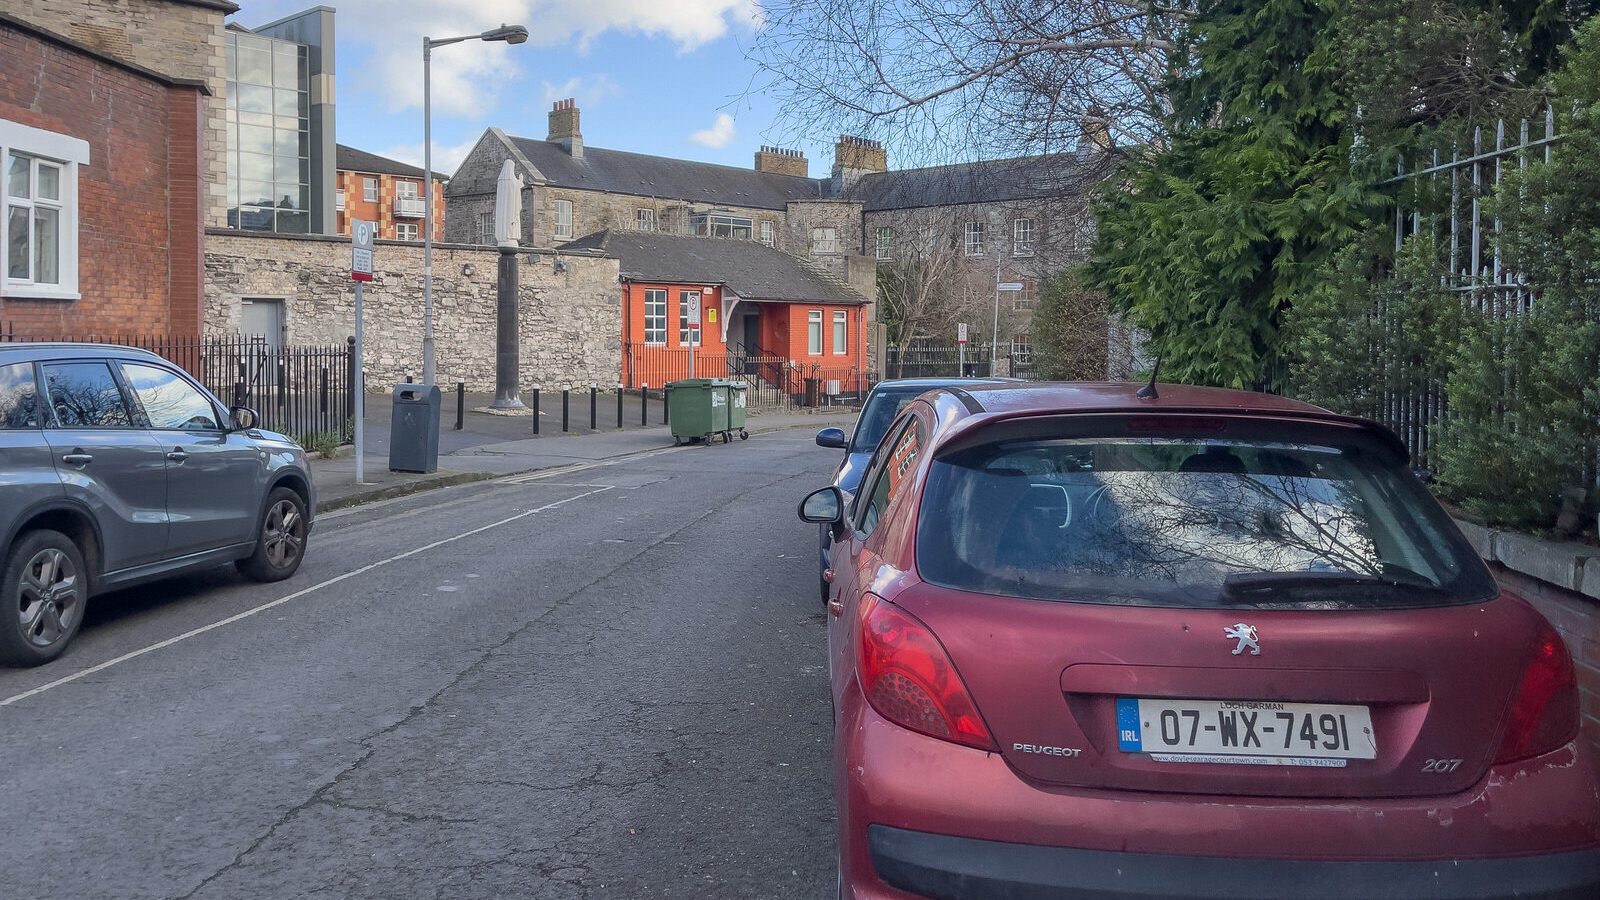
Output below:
[0,344,315,666]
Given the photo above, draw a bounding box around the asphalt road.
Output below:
[0,430,838,900]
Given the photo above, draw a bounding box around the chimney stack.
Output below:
[831,135,887,193]
[754,145,809,178]
[1076,108,1112,156]
[548,98,583,159]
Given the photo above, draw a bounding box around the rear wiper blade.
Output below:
[1221,570,1439,595]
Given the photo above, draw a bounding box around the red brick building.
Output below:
[564,230,870,400]
[0,12,212,338]
[334,144,445,243]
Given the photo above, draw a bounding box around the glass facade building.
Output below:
[225,31,311,233]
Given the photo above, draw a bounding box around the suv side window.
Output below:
[119,363,221,430]
[42,362,132,428]
[0,362,43,428]
[855,413,926,538]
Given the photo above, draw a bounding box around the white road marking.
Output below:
[317,444,688,520]
[0,485,614,709]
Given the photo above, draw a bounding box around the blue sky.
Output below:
[233,0,834,178]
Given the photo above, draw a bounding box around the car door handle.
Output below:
[166,449,189,463]
[61,451,93,466]
[827,598,845,618]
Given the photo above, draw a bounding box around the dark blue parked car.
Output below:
[811,377,1016,599]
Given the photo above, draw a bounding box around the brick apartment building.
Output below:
[0,9,219,338]
[334,144,445,243]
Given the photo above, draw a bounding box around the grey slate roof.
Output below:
[563,231,866,305]
[336,144,446,181]
[509,137,826,210]
[848,152,1105,212]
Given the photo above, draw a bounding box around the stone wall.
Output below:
[13,0,230,228]
[782,200,863,282]
[205,230,623,391]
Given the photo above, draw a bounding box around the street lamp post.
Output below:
[422,24,528,386]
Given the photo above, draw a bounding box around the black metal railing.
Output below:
[2,323,356,443]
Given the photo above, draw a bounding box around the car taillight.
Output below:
[856,594,996,751]
[1496,624,1580,764]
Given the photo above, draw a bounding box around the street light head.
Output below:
[482,24,529,44]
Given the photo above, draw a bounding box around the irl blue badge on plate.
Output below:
[1115,698,1143,752]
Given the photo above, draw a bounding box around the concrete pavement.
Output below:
[312,391,857,511]
[0,429,841,899]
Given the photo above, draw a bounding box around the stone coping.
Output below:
[1455,519,1600,602]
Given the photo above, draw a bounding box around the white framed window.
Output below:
[692,214,752,239]
[636,208,656,232]
[643,289,668,344]
[807,310,823,355]
[1,120,88,300]
[335,189,346,211]
[964,221,984,256]
[362,176,378,202]
[554,199,573,239]
[1013,281,1038,310]
[395,180,420,199]
[760,220,774,246]
[477,212,494,245]
[832,311,847,355]
[875,227,893,260]
[811,227,838,254]
[679,290,702,346]
[1013,218,1035,256]
[396,222,418,241]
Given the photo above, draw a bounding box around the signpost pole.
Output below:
[957,323,968,377]
[354,279,365,484]
[350,218,376,484]
[687,292,701,380]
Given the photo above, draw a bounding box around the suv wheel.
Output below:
[237,487,308,582]
[0,530,88,667]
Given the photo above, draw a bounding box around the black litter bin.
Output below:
[389,383,441,473]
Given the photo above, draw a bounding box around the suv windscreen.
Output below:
[917,436,1496,609]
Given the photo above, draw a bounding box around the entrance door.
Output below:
[240,298,284,345]
[740,311,762,374]
[239,298,285,392]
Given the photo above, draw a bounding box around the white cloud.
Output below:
[690,113,737,148]
[380,137,482,179]
[540,75,623,109]
[308,0,761,119]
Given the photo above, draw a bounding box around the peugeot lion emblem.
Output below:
[1224,623,1261,656]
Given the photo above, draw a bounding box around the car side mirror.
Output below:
[230,406,260,431]
[798,485,846,534]
[815,427,847,449]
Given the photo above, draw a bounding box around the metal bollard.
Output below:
[589,384,598,431]
[562,384,571,433]
[616,383,624,429]
[641,383,649,426]
[455,382,465,430]
[532,384,540,435]
[405,375,414,383]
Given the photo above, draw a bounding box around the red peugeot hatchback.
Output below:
[799,382,1600,899]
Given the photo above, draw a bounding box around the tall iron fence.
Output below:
[1366,109,1571,470]
[883,341,1036,380]
[1,324,356,443]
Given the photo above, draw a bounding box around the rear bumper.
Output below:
[869,824,1600,900]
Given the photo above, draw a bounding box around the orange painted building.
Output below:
[565,230,870,399]
[334,144,445,242]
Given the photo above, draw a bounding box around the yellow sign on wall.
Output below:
[708,308,718,324]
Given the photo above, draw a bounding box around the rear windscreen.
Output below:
[916,436,1497,609]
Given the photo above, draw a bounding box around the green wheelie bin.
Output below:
[666,378,731,445]
[726,379,749,441]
